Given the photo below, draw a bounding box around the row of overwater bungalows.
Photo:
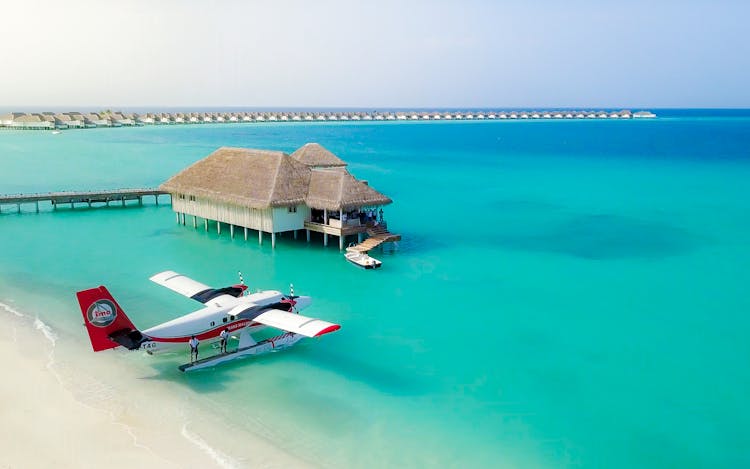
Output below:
[0,110,656,129]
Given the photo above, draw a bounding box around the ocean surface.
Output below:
[1,111,749,468]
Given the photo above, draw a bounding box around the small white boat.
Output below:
[51,130,61,134]
[345,247,382,269]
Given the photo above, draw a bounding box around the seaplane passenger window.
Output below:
[222,317,227,323]
[210,321,215,327]
[230,315,235,321]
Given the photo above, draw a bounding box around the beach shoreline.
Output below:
[0,300,313,469]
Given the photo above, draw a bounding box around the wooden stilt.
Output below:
[358,232,363,243]
[259,230,263,245]
[155,195,159,205]
[306,229,310,242]
[324,233,328,247]
[121,197,125,207]
[293,230,298,240]
[244,227,248,241]
[217,221,221,235]
[193,215,197,228]
[271,232,276,248]
[204,218,208,231]
[35,201,39,213]
[339,235,344,250]
[230,224,235,239]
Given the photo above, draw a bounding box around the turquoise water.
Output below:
[1,115,749,467]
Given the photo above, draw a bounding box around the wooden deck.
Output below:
[0,188,168,213]
[347,224,401,252]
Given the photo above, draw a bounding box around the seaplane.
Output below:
[76,270,341,372]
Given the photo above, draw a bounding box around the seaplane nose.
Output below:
[294,295,313,310]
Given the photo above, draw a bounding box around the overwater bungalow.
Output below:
[0,112,25,127]
[56,113,84,128]
[2,113,55,129]
[162,143,397,250]
[111,112,134,126]
[633,111,656,118]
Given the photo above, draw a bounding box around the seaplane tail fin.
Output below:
[76,286,143,352]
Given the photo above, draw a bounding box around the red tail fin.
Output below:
[76,286,138,352]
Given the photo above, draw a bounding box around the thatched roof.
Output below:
[162,145,392,211]
[160,147,311,209]
[306,169,391,211]
[290,143,347,168]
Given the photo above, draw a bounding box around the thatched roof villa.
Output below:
[161,143,398,249]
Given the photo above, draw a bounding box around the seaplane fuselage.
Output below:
[140,290,312,354]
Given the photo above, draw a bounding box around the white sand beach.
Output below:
[0,302,312,469]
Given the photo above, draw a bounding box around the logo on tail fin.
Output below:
[86,299,117,327]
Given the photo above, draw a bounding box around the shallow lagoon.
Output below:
[1,115,749,467]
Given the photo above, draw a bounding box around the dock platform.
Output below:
[348,223,401,252]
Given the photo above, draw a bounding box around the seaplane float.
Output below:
[76,270,340,372]
[344,243,382,269]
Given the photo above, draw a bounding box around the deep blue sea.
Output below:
[1,111,749,468]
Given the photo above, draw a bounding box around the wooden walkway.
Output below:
[348,223,401,252]
[0,188,168,213]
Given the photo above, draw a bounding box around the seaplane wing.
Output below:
[149,270,245,306]
[253,309,341,337]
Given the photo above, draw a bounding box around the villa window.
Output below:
[189,195,196,202]
[288,205,297,213]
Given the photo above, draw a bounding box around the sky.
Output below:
[1,0,749,108]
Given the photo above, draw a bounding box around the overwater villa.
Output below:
[161,143,399,250]
[0,109,655,131]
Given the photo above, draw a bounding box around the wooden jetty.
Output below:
[347,223,401,252]
[0,188,168,213]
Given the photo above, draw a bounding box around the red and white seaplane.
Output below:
[76,271,341,372]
